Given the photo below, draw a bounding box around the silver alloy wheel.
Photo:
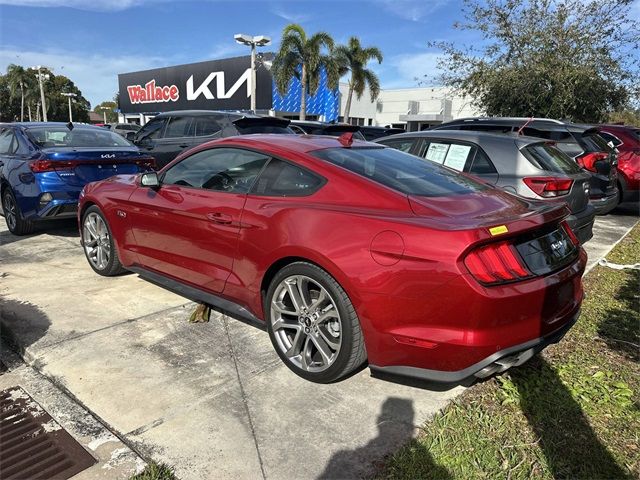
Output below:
[83,212,111,270]
[3,192,17,231]
[270,275,342,372]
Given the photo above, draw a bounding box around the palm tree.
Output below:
[6,64,34,122]
[333,37,383,124]
[272,24,339,120]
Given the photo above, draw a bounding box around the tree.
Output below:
[93,101,118,123]
[333,37,383,124]
[0,75,21,122]
[609,108,640,125]
[6,64,36,122]
[46,74,91,123]
[272,24,339,120]
[431,0,640,123]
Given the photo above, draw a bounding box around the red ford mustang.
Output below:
[78,134,586,384]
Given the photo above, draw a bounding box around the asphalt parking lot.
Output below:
[0,204,638,480]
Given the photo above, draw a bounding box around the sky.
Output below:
[0,0,638,108]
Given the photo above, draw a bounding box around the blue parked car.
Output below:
[0,122,155,235]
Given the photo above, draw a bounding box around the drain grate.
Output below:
[0,386,96,479]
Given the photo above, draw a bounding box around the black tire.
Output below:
[265,261,367,383]
[81,205,127,276]
[2,187,35,236]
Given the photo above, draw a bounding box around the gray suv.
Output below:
[131,111,294,168]
[376,130,595,243]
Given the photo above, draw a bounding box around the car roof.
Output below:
[437,117,592,132]
[378,129,545,148]
[6,122,112,130]
[152,110,253,119]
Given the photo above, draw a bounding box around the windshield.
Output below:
[523,143,582,174]
[312,147,487,197]
[27,126,131,148]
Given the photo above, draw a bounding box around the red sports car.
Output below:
[78,134,586,384]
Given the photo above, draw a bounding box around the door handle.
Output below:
[206,212,232,224]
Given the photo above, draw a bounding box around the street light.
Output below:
[30,66,50,122]
[234,34,271,112]
[61,92,77,122]
[97,106,111,124]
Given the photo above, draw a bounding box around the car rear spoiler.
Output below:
[232,116,291,128]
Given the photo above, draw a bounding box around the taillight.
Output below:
[523,177,573,197]
[576,152,608,172]
[29,160,75,172]
[464,241,531,285]
[561,220,580,246]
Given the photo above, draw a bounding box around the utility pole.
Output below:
[31,66,50,122]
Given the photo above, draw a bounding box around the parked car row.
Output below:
[0,115,635,386]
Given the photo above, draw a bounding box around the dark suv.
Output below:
[289,121,365,139]
[432,118,619,214]
[131,111,294,168]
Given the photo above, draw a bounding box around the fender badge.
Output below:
[489,225,508,236]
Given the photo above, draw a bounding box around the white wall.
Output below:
[343,85,481,127]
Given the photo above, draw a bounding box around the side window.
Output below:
[379,138,416,154]
[194,116,222,137]
[137,119,165,141]
[251,159,324,197]
[423,141,474,172]
[0,129,16,155]
[469,148,497,174]
[164,116,193,138]
[162,148,269,193]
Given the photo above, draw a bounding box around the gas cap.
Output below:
[370,230,405,266]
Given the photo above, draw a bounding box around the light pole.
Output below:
[98,106,111,124]
[30,66,50,122]
[234,34,271,112]
[61,92,77,122]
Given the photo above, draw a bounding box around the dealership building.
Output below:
[117,55,479,131]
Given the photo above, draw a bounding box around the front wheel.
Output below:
[81,205,126,276]
[265,262,367,383]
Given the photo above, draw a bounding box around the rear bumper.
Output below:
[590,191,619,215]
[370,310,578,383]
[565,204,595,244]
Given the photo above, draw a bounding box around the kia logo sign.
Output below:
[118,55,273,114]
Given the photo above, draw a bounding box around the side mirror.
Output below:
[126,131,136,141]
[140,172,159,188]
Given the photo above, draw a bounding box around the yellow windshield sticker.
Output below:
[489,225,509,236]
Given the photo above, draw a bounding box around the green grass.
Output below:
[130,462,176,480]
[380,225,640,480]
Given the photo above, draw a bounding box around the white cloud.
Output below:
[0,47,176,107]
[381,51,444,89]
[270,6,311,23]
[377,0,452,22]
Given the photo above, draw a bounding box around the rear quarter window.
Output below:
[522,143,582,174]
[251,158,324,196]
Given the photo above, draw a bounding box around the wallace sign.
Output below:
[118,55,273,114]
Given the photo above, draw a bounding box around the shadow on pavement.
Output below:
[0,218,78,248]
[511,357,628,479]
[0,298,51,354]
[317,397,451,480]
[596,269,640,361]
[612,201,640,216]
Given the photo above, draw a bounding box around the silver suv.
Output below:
[376,130,596,243]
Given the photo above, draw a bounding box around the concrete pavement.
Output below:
[0,205,637,479]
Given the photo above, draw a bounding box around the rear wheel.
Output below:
[2,188,35,236]
[265,262,367,383]
[81,205,126,276]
